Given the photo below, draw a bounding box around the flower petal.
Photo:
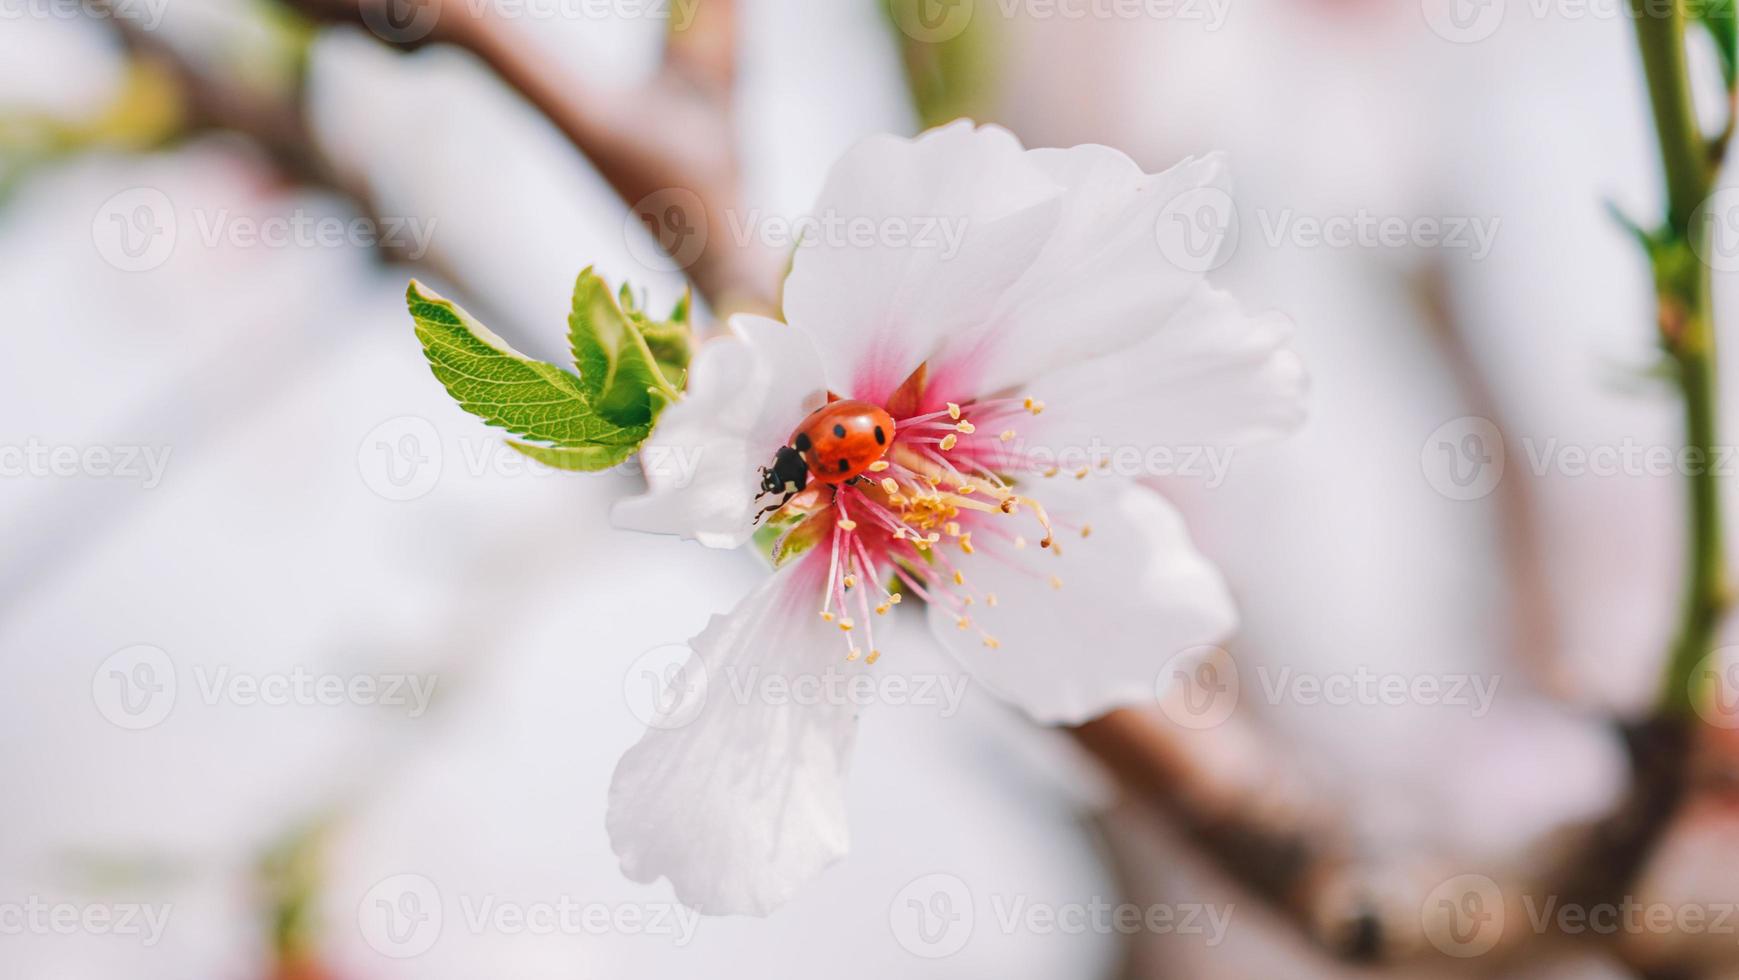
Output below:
[1017,282,1308,462]
[607,550,857,915]
[927,145,1235,399]
[927,479,1235,725]
[610,314,826,548]
[782,121,1066,404]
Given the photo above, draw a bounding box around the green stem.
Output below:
[1633,0,1710,234]
[1634,0,1733,716]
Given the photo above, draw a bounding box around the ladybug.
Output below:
[757,399,896,517]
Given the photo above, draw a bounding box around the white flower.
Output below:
[607,121,1307,915]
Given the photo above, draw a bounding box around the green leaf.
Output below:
[631,292,693,393]
[506,439,637,472]
[568,268,679,428]
[408,281,651,466]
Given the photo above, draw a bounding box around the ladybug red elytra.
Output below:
[757,399,897,518]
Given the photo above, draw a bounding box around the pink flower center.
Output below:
[783,393,1086,663]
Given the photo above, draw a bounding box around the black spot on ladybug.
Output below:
[833,424,847,438]
[874,426,886,445]
[793,432,812,453]
[837,458,850,473]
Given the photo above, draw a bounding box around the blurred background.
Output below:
[7,0,1739,976]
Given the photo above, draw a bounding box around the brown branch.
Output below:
[278,0,782,314]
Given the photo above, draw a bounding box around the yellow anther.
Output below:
[1023,396,1036,412]
[839,619,855,631]
[843,575,857,589]
[889,593,903,605]
[847,648,861,661]
[875,602,891,615]
[866,650,882,665]
[1081,524,1093,538]
[999,497,1018,514]
[1043,466,1059,478]
[962,595,974,606]
[999,429,1016,443]
[947,403,962,420]
[945,521,961,537]
[960,534,974,555]
[953,569,965,585]
[1074,467,1090,479]
[926,532,942,544]
[986,593,999,607]
[1040,535,1054,549]
[956,615,971,630]
[868,460,891,472]
[939,434,958,451]
[881,478,900,495]
[958,484,977,495]
[820,611,835,622]
[983,636,1001,649]
[1049,575,1063,590]
[837,518,858,531]
[1028,399,1046,415]
[955,421,976,434]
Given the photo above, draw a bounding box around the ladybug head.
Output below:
[761,445,810,497]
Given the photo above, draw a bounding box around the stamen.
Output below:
[939,434,958,451]
[947,403,961,420]
[867,460,890,472]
